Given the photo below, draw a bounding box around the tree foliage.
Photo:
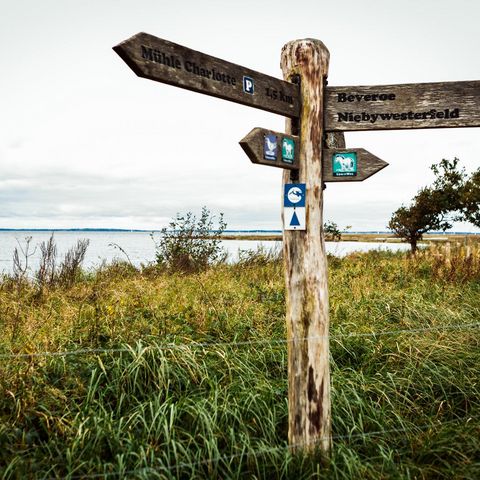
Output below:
[388,158,474,253]
[153,207,227,272]
[458,169,480,227]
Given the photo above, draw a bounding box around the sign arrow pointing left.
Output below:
[113,32,300,118]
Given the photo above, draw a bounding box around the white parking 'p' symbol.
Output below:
[243,76,254,94]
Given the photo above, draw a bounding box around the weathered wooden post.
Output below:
[280,39,331,453]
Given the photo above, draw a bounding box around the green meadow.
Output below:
[1,245,479,479]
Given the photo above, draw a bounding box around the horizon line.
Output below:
[0,228,479,235]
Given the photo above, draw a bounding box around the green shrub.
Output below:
[152,207,227,272]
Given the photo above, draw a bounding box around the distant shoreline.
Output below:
[221,233,480,242]
[0,229,478,244]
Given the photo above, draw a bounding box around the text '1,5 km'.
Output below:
[113,32,300,118]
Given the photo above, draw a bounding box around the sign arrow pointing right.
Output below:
[323,147,389,182]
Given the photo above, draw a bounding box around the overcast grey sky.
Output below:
[1,0,479,231]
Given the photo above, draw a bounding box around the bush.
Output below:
[324,221,343,241]
[152,207,227,272]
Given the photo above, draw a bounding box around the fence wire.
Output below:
[58,415,477,479]
[1,321,479,360]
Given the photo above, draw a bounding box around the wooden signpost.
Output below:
[239,127,389,181]
[280,38,332,452]
[114,32,479,458]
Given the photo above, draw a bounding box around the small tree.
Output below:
[388,159,466,253]
[153,207,227,272]
[388,188,453,253]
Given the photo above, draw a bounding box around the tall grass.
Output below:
[0,245,479,478]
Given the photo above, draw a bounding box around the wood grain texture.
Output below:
[325,80,480,131]
[281,38,331,453]
[114,32,300,118]
[239,128,388,180]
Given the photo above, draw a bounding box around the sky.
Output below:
[1,0,479,231]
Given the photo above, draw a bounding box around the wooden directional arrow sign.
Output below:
[113,32,300,118]
[239,128,388,181]
[240,128,300,170]
[324,80,480,131]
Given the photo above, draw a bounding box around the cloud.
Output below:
[0,0,478,232]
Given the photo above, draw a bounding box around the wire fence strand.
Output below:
[1,321,480,360]
[60,415,477,479]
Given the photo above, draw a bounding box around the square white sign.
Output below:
[284,207,306,230]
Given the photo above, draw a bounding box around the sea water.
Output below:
[0,230,411,276]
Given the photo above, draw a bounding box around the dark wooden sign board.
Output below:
[113,32,300,118]
[240,128,388,181]
[324,80,480,131]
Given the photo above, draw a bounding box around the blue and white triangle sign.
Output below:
[284,206,306,231]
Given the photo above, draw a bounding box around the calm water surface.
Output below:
[0,231,411,276]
